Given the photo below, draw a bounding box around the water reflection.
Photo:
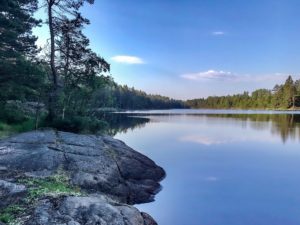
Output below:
[113,111,300,225]
[206,114,300,143]
[109,113,300,144]
[100,113,150,136]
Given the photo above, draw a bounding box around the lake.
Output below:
[112,109,300,225]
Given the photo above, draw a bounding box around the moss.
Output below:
[19,171,82,202]
[0,205,25,225]
[0,212,14,224]
[0,171,81,225]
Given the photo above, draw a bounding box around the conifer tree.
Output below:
[0,0,44,101]
[44,0,110,120]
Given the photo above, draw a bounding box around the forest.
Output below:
[186,76,300,109]
[0,0,184,134]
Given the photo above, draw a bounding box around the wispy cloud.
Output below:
[111,55,145,64]
[181,70,236,81]
[180,70,297,83]
[212,31,225,36]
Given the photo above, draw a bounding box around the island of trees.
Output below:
[186,76,300,110]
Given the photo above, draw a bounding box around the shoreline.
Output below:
[0,130,165,225]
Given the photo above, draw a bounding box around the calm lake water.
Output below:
[112,109,300,225]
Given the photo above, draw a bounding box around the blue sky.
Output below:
[34,0,300,100]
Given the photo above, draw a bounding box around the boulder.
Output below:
[0,130,165,204]
[0,130,165,225]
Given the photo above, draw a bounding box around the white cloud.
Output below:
[181,70,236,81]
[180,70,299,83]
[111,55,145,64]
[212,31,225,36]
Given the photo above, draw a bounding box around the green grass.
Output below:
[0,172,82,225]
[0,119,36,139]
[20,172,82,201]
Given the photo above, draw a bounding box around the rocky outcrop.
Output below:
[27,196,157,225]
[0,130,165,225]
[0,180,26,209]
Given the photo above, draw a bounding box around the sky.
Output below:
[33,0,300,100]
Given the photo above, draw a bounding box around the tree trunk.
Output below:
[48,0,57,87]
[47,0,60,121]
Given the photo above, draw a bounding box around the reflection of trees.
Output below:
[99,112,300,143]
[206,114,300,143]
[269,114,300,143]
[99,114,150,136]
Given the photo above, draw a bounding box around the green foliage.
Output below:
[0,119,36,139]
[0,0,46,103]
[0,101,42,138]
[44,0,110,122]
[186,76,300,110]
[0,106,28,124]
[91,83,186,110]
[13,119,36,133]
[45,116,109,133]
[0,0,40,59]
[0,59,48,102]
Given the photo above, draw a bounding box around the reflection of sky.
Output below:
[177,116,276,145]
[115,113,300,225]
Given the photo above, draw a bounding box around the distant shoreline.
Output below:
[116,108,300,111]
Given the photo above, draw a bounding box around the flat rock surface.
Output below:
[0,130,164,225]
[26,196,157,225]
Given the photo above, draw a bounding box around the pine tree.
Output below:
[282,76,296,108]
[0,0,40,59]
[0,0,44,102]
[44,0,109,120]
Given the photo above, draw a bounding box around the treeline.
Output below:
[0,0,184,134]
[91,84,185,110]
[186,76,300,109]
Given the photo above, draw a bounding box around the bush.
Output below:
[46,116,109,134]
[0,106,28,124]
[14,119,36,132]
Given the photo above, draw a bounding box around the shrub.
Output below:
[45,116,109,134]
[0,106,28,124]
